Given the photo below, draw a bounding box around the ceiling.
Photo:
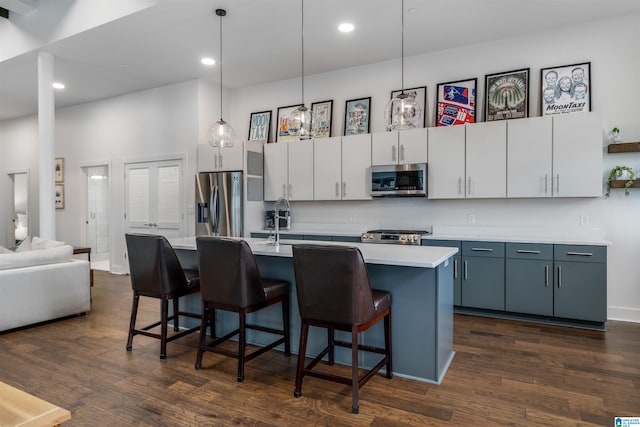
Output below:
[1,0,640,122]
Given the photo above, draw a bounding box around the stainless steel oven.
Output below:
[370,163,427,197]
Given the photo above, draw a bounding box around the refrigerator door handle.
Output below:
[210,184,219,235]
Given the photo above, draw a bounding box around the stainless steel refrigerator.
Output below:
[195,171,243,237]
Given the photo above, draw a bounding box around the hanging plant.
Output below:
[606,165,636,197]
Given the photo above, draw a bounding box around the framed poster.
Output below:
[540,61,591,116]
[484,68,529,121]
[276,104,302,142]
[248,110,271,143]
[55,157,64,183]
[436,78,476,126]
[344,96,371,136]
[390,86,427,128]
[55,184,64,209]
[311,100,333,138]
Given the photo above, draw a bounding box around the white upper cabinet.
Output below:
[507,117,553,197]
[197,142,244,172]
[313,136,342,200]
[341,134,372,200]
[428,125,466,199]
[288,139,314,201]
[552,112,602,197]
[263,142,288,201]
[371,129,428,166]
[398,128,428,164]
[465,121,507,198]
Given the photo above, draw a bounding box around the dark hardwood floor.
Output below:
[0,270,638,426]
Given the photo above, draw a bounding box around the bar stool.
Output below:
[125,233,201,359]
[195,236,291,382]
[291,244,392,414]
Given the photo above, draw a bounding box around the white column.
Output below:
[38,51,55,240]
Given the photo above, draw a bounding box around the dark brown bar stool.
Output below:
[125,233,201,359]
[195,236,291,382]
[292,244,392,414]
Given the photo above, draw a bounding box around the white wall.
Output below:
[0,13,638,321]
[229,14,640,322]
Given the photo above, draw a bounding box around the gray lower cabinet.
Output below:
[422,239,461,305]
[553,245,607,323]
[461,241,505,311]
[505,243,554,316]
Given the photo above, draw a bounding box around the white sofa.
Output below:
[0,243,91,332]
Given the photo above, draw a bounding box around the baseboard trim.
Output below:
[608,306,640,323]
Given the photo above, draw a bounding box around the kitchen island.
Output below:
[170,237,458,384]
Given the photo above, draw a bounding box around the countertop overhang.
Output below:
[170,237,457,269]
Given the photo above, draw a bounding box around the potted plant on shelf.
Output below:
[610,127,621,143]
[606,165,636,197]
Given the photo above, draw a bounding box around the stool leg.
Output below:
[160,299,169,359]
[351,328,359,414]
[209,308,216,339]
[126,293,140,351]
[327,328,335,365]
[173,298,180,331]
[384,309,393,379]
[282,295,291,356]
[195,305,209,370]
[237,311,246,382]
[294,321,309,398]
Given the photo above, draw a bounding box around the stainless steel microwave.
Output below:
[370,163,427,197]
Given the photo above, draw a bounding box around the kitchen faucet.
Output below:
[273,197,290,246]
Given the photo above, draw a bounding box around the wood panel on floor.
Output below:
[0,270,638,426]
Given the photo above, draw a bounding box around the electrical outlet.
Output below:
[580,215,589,225]
[468,214,475,224]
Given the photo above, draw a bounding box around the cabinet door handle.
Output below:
[400,144,405,162]
[516,249,541,254]
[214,154,219,170]
[458,177,462,195]
[471,247,493,252]
[392,145,397,162]
[282,184,286,198]
[342,181,346,197]
[463,260,468,280]
[557,265,562,288]
[219,154,223,169]
[468,177,472,195]
[556,173,560,193]
[545,264,549,287]
[289,184,292,198]
[335,182,339,197]
[544,174,548,194]
[566,251,593,257]
[453,259,458,279]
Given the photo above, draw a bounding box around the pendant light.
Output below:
[207,8,236,148]
[291,0,313,139]
[384,0,421,131]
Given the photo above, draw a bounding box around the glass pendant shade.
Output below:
[208,119,236,148]
[291,105,313,139]
[384,92,422,131]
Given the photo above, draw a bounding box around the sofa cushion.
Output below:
[32,236,66,250]
[0,245,73,270]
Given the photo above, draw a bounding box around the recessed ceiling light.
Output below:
[338,23,354,33]
[201,57,215,66]
[52,82,65,89]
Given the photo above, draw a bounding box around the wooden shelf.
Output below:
[608,142,640,153]
[608,180,640,188]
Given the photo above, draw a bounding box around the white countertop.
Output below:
[170,236,457,269]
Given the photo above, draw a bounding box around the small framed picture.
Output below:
[276,104,302,142]
[248,110,271,143]
[344,96,371,136]
[484,68,529,121]
[55,157,64,182]
[55,184,64,209]
[540,62,591,116]
[435,78,477,126]
[390,86,427,128]
[311,100,333,138]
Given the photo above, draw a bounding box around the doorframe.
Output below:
[80,160,112,261]
[5,168,30,247]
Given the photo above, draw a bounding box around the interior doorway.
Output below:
[83,165,110,271]
[6,170,29,248]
